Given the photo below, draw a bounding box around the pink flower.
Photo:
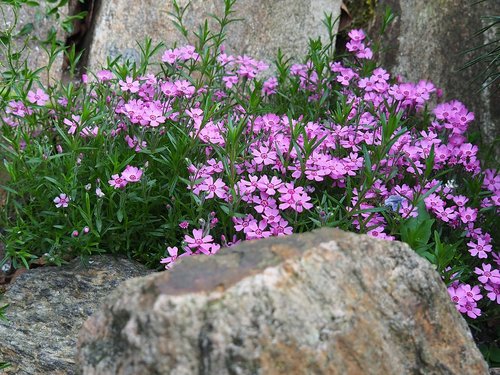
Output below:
[474,263,500,284]
[162,48,180,64]
[63,115,80,135]
[27,88,49,106]
[447,286,466,308]
[121,165,143,183]
[199,177,226,199]
[484,283,500,304]
[233,215,256,234]
[160,246,179,269]
[252,146,277,166]
[270,218,293,236]
[458,300,481,319]
[53,193,70,208]
[460,284,483,302]
[458,206,477,224]
[119,77,140,93]
[184,229,214,255]
[398,200,418,218]
[262,76,278,96]
[467,237,492,259]
[348,29,365,41]
[247,220,272,240]
[257,175,283,195]
[108,174,128,189]
[97,70,114,82]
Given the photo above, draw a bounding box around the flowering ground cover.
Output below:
[0,0,499,365]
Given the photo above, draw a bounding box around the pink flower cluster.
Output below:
[448,262,500,318]
[346,29,373,59]
[108,165,143,189]
[2,29,496,321]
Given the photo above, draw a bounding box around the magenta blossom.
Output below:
[474,263,500,284]
[184,229,214,255]
[160,246,180,269]
[484,283,500,304]
[108,174,128,189]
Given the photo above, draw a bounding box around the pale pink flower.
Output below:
[27,88,49,106]
[121,165,143,183]
[53,193,70,208]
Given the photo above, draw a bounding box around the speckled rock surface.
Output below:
[0,255,152,375]
[370,0,499,152]
[86,0,342,71]
[0,2,69,85]
[77,228,488,375]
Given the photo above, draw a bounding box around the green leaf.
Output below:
[116,209,123,223]
[18,23,34,37]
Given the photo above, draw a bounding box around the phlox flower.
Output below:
[348,29,365,41]
[458,206,477,224]
[125,135,147,152]
[27,88,49,106]
[63,115,81,135]
[252,146,277,166]
[398,200,418,218]
[121,165,143,183]
[108,174,128,189]
[458,300,481,319]
[246,220,272,240]
[253,193,277,214]
[145,106,166,127]
[97,70,114,82]
[198,177,227,199]
[233,214,256,234]
[262,77,278,96]
[467,237,492,259]
[53,193,70,208]
[160,246,179,269]
[223,74,239,89]
[6,100,31,117]
[184,229,214,255]
[262,207,281,224]
[460,284,483,302]
[293,192,313,213]
[367,226,392,241]
[484,283,500,304]
[174,80,195,97]
[162,48,180,64]
[119,77,140,93]
[356,45,373,60]
[474,263,500,284]
[256,175,283,195]
[447,286,466,308]
[270,218,293,236]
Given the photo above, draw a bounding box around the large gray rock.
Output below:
[0,255,152,375]
[370,0,499,153]
[86,0,342,71]
[77,229,489,375]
